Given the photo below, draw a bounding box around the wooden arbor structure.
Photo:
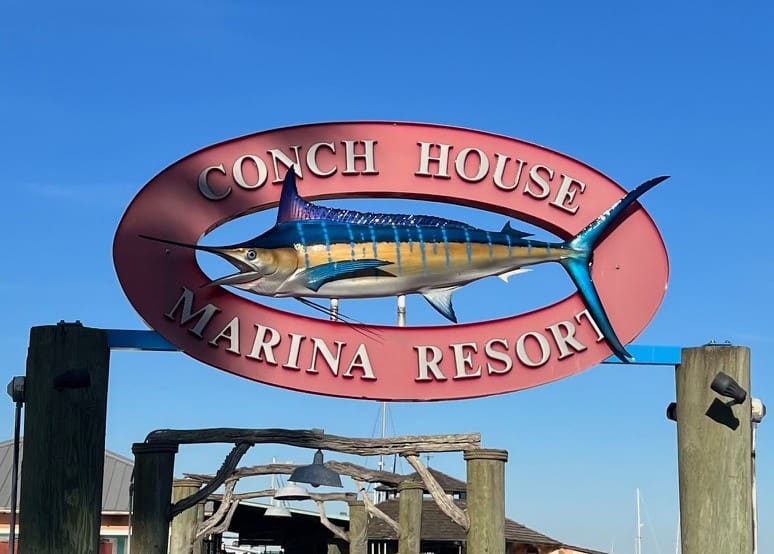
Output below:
[13,323,758,554]
[131,427,508,554]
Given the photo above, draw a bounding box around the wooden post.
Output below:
[169,479,204,554]
[465,449,508,554]
[132,441,179,554]
[676,346,752,553]
[347,499,367,554]
[398,480,423,554]
[18,323,110,554]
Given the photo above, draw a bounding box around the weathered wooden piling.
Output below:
[170,478,204,554]
[676,346,752,553]
[131,441,179,554]
[18,323,109,554]
[398,480,423,554]
[348,498,368,554]
[465,449,508,554]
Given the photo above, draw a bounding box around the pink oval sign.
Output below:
[113,122,668,401]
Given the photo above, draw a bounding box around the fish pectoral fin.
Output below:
[421,287,459,323]
[497,268,531,282]
[299,259,393,292]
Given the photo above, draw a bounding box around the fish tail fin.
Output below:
[561,176,669,362]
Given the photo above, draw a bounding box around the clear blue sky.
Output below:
[2,1,772,552]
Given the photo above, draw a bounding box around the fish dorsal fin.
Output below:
[501,221,533,239]
[421,287,459,323]
[277,169,317,223]
[277,168,480,229]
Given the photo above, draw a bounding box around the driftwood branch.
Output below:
[195,485,356,540]
[195,480,237,540]
[212,489,355,503]
[404,454,469,531]
[231,489,273,501]
[146,428,480,455]
[327,461,405,486]
[171,441,252,518]
[315,500,349,542]
[182,464,296,483]
[356,480,399,533]
[165,427,480,541]
[227,463,297,483]
[185,460,408,487]
[202,498,239,539]
[191,478,361,544]
[196,489,277,541]
[309,492,358,502]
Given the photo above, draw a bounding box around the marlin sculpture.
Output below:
[144,171,668,361]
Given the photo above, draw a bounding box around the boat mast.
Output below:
[636,488,643,554]
[378,401,386,471]
[675,511,680,554]
[374,295,406,502]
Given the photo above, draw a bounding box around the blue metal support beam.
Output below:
[105,329,681,366]
[603,345,681,366]
[106,329,176,352]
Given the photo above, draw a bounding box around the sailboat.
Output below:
[635,488,680,554]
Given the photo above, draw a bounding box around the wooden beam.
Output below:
[146,428,480,454]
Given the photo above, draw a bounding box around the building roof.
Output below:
[0,439,133,513]
[367,498,561,547]
[370,468,606,552]
[554,548,609,554]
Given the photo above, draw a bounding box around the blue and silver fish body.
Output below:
[148,171,667,361]
[232,219,570,301]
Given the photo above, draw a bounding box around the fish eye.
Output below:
[246,250,257,260]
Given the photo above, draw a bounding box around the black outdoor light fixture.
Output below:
[289,449,342,488]
[666,402,677,422]
[6,376,25,554]
[711,371,747,406]
[666,371,749,423]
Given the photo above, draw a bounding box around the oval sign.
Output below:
[114,122,668,401]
